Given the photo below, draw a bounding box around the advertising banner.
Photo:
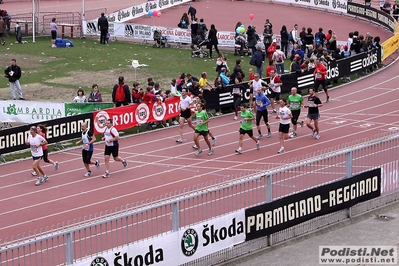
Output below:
[178,210,246,264]
[106,0,192,23]
[0,100,64,123]
[93,96,180,134]
[278,0,348,14]
[382,33,399,61]
[245,169,381,241]
[347,2,397,33]
[73,232,180,266]
[64,102,114,116]
[0,113,92,154]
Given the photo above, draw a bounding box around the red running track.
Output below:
[1,0,398,243]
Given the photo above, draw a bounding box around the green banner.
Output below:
[64,102,114,116]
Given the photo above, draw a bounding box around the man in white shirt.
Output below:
[26,126,48,186]
[101,119,128,178]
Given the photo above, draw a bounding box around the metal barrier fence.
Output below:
[1,130,398,265]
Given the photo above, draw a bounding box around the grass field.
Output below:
[0,36,238,102]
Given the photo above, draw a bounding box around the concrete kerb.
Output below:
[217,191,399,266]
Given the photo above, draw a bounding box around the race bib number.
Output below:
[290,103,299,109]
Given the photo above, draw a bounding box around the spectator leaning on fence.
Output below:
[112,76,131,107]
[87,84,103,102]
[73,89,87,103]
[0,16,5,45]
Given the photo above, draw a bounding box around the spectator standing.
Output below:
[73,89,87,103]
[26,126,48,186]
[272,45,286,75]
[101,119,128,178]
[267,39,278,62]
[275,99,292,153]
[299,26,307,52]
[131,82,142,103]
[0,17,5,45]
[190,18,198,49]
[250,45,265,77]
[280,25,290,56]
[315,28,326,48]
[263,24,273,52]
[75,122,100,177]
[393,2,399,21]
[97,12,109,45]
[304,88,323,140]
[5,59,24,100]
[207,24,219,59]
[247,25,258,55]
[188,5,197,21]
[197,18,208,41]
[383,0,392,14]
[290,24,299,45]
[87,84,103,102]
[112,76,131,107]
[50,18,58,48]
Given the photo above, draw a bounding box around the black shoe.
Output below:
[19,97,25,100]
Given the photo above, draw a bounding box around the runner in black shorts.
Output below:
[304,88,323,140]
[176,88,196,143]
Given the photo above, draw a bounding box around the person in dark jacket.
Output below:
[112,76,131,107]
[247,25,257,55]
[250,46,265,77]
[190,18,198,49]
[280,25,290,57]
[207,24,219,58]
[229,59,246,84]
[178,13,190,29]
[97,12,109,45]
[188,5,196,21]
[4,58,24,100]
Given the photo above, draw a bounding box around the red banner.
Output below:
[93,96,180,134]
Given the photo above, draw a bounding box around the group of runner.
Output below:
[25,85,322,186]
[26,119,128,186]
[176,84,323,155]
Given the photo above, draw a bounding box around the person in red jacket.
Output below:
[313,59,330,103]
[267,39,277,61]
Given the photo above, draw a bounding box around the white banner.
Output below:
[73,232,180,266]
[278,0,348,14]
[0,100,65,123]
[217,31,236,47]
[72,211,245,265]
[107,0,193,23]
[178,210,246,264]
[161,27,191,43]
